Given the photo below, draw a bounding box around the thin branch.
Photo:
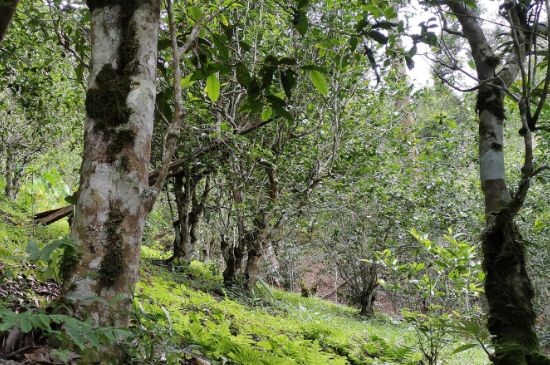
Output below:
[146,0,187,209]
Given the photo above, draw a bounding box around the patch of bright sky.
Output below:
[402,0,501,88]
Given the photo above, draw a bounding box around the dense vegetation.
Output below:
[1,0,550,364]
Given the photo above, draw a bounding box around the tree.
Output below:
[63,0,161,336]
[434,0,550,363]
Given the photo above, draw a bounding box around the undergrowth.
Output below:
[0,195,488,364]
[130,246,488,365]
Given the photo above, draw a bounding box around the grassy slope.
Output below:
[0,196,488,364]
[134,247,488,365]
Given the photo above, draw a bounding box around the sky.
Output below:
[403,0,502,87]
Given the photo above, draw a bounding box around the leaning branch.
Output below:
[34,119,275,225]
[145,0,187,211]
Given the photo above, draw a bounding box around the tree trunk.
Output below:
[189,175,210,257]
[244,239,262,289]
[244,217,270,289]
[3,148,18,200]
[222,230,248,286]
[444,1,548,363]
[0,0,19,44]
[171,174,193,262]
[62,0,160,336]
[359,266,377,316]
[222,183,247,285]
[482,212,546,365]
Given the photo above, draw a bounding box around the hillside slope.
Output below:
[0,197,487,364]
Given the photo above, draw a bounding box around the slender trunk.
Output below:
[444,2,548,363]
[171,174,193,262]
[63,0,160,334]
[0,0,19,44]
[4,148,17,199]
[359,266,377,316]
[244,217,270,289]
[222,182,247,285]
[189,175,209,256]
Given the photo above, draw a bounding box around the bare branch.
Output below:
[146,0,187,210]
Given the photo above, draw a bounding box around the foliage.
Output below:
[127,247,488,365]
[0,305,132,356]
[376,229,487,364]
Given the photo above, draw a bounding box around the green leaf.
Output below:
[297,0,309,10]
[236,62,252,88]
[293,11,309,36]
[63,318,86,350]
[19,316,33,333]
[383,6,397,19]
[349,36,359,52]
[281,69,296,98]
[189,6,203,20]
[452,343,478,354]
[180,74,194,89]
[307,70,329,96]
[261,107,273,121]
[26,240,42,261]
[206,73,220,102]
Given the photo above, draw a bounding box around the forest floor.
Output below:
[0,197,488,364]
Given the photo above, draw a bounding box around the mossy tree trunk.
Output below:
[63,0,160,329]
[243,161,279,289]
[243,216,270,289]
[444,1,550,363]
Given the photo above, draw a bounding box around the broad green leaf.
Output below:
[294,11,308,36]
[19,316,33,333]
[26,240,42,261]
[307,70,328,96]
[261,107,273,121]
[189,6,203,20]
[180,74,194,89]
[206,73,220,102]
[452,343,478,354]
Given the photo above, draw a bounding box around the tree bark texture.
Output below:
[171,174,193,262]
[62,0,160,329]
[222,181,247,285]
[445,1,548,363]
[171,174,209,262]
[0,0,19,44]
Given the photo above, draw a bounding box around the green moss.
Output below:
[59,243,81,283]
[99,209,125,286]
